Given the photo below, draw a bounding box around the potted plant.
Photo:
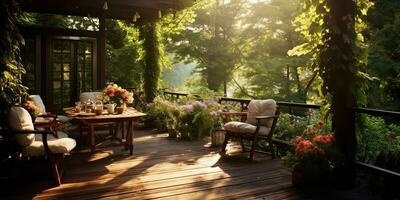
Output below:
[147,96,181,136]
[178,100,221,140]
[283,120,334,189]
[101,84,133,114]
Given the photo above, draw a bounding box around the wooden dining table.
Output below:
[64,107,146,155]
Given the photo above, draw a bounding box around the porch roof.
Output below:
[21,0,192,21]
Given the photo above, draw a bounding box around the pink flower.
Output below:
[210,111,218,117]
[181,105,194,113]
[192,101,207,110]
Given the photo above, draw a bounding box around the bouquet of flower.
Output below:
[101,84,133,106]
[284,120,334,168]
[22,100,41,119]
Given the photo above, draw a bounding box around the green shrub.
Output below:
[356,115,400,164]
[177,100,221,140]
[147,96,221,140]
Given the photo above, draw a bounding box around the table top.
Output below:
[64,107,146,121]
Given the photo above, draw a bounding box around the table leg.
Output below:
[88,124,95,153]
[127,120,134,155]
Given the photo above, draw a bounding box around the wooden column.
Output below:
[325,0,357,189]
[98,16,106,89]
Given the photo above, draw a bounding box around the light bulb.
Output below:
[103,0,108,10]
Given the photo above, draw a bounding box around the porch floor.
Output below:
[4,129,306,200]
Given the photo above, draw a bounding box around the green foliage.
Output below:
[147,96,221,140]
[275,113,308,141]
[356,115,400,164]
[0,0,28,130]
[140,22,163,103]
[167,0,241,92]
[147,96,182,133]
[364,0,400,111]
[177,100,221,140]
[275,110,330,140]
[235,0,318,102]
[106,21,143,89]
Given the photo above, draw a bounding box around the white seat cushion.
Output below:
[246,99,277,128]
[22,131,76,157]
[224,121,271,136]
[80,92,102,103]
[8,106,35,146]
[29,95,46,115]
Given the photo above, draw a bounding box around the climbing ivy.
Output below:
[0,0,27,131]
[288,0,373,188]
[139,21,163,103]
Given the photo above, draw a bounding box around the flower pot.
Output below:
[292,163,331,189]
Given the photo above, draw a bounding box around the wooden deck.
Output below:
[3,129,305,200]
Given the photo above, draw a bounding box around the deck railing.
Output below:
[163,91,400,180]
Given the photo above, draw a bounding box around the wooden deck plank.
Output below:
[33,159,287,198]
[3,129,301,200]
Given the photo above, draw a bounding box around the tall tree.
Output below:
[168,0,242,92]
[236,0,316,102]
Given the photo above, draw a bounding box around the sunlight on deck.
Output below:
[8,130,299,200]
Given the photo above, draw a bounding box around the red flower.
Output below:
[312,133,334,144]
[295,140,314,156]
[107,88,115,95]
[294,136,303,144]
[313,146,325,156]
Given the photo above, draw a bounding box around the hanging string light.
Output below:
[133,12,140,22]
[158,10,162,18]
[103,0,108,10]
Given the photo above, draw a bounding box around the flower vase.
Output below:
[116,106,124,114]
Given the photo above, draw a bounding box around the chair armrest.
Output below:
[37,112,58,121]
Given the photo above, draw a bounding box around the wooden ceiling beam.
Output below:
[21,0,190,21]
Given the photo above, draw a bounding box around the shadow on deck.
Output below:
[2,129,306,200]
